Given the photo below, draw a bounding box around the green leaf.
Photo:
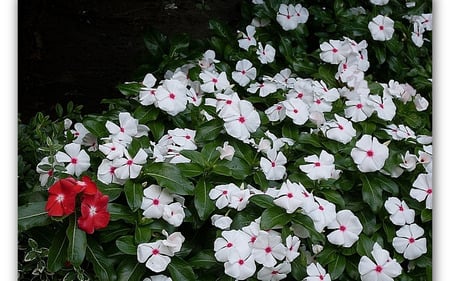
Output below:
[83,117,109,138]
[124,181,143,212]
[133,105,159,124]
[253,171,269,190]
[213,157,252,180]
[179,150,207,166]
[291,213,325,244]
[135,224,152,244]
[201,140,221,164]
[47,227,68,272]
[117,82,142,97]
[360,174,383,213]
[86,238,117,281]
[208,19,233,39]
[187,250,218,269]
[373,44,386,64]
[116,236,137,255]
[168,256,196,281]
[194,178,216,221]
[260,206,291,230]
[18,201,51,232]
[328,254,346,280]
[148,120,165,140]
[176,163,204,178]
[116,258,147,281]
[108,203,136,223]
[320,190,346,209]
[356,234,374,257]
[249,194,274,208]
[66,215,87,267]
[195,119,223,143]
[359,208,380,236]
[371,174,399,195]
[169,33,190,57]
[145,162,195,195]
[421,209,432,223]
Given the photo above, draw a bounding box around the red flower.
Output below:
[77,191,110,234]
[45,177,83,216]
[77,176,98,195]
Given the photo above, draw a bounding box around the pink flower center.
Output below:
[314,162,321,167]
[109,167,116,174]
[238,259,244,265]
[153,199,159,205]
[399,206,404,211]
[287,193,293,198]
[185,135,191,139]
[379,25,384,31]
[338,124,344,130]
[427,188,432,194]
[293,109,298,114]
[71,158,78,164]
[120,127,125,133]
[356,103,363,109]
[319,275,324,280]
[152,249,160,255]
[375,265,383,273]
[127,159,133,166]
[239,116,246,123]
[265,247,272,253]
[226,242,233,248]
[250,236,256,243]
[89,206,97,216]
[409,237,415,244]
[319,205,324,211]
[272,270,279,275]
[111,147,116,151]
[169,93,176,99]
[241,70,246,75]
[332,48,338,53]
[222,190,228,195]
[339,225,346,232]
[276,105,283,111]
[56,194,64,203]
[271,161,276,167]
[212,78,218,84]
[297,93,303,98]
[315,99,321,104]
[367,150,374,157]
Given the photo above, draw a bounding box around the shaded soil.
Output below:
[18,0,244,123]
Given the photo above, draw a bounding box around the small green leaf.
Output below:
[421,209,432,223]
[213,157,252,180]
[195,119,223,143]
[328,254,346,280]
[361,174,383,213]
[117,82,142,97]
[356,234,374,257]
[179,150,207,166]
[116,236,137,255]
[194,178,216,221]
[249,194,274,208]
[176,163,204,178]
[187,250,217,269]
[18,201,51,232]
[47,227,68,272]
[108,203,136,223]
[167,256,197,281]
[135,224,152,244]
[145,162,195,195]
[133,105,159,124]
[260,206,292,230]
[86,238,117,281]
[208,19,233,39]
[83,117,109,138]
[116,258,147,281]
[124,181,143,212]
[66,215,87,267]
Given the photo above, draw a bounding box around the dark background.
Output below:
[18,0,244,123]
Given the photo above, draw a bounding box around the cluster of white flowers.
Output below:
[137,230,185,273]
[150,128,197,164]
[405,13,432,47]
[213,218,300,280]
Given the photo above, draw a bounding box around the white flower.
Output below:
[282,98,309,125]
[285,235,301,262]
[232,59,257,87]
[252,231,287,267]
[256,42,276,64]
[322,114,356,144]
[273,180,315,214]
[99,140,125,160]
[224,250,256,280]
[238,25,257,51]
[200,70,230,93]
[326,210,363,247]
[256,261,291,281]
[155,79,188,116]
[260,149,287,180]
[162,202,185,227]
[113,148,147,180]
[392,223,427,260]
[137,241,173,273]
[368,15,395,41]
[413,94,429,111]
[36,156,60,186]
[214,230,251,262]
[139,73,158,106]
[265,102,286,122]
[304,262,331,281]
[97,158,126,185]
[55,143,90,177]
[306,197,336,232]
[410,172,432,209]
[167,128,197,150]
[399,151,418,172]
[211,214,233,230]
[198,49,219,71]
[319,39,352,64]
[209,183,241,209]
[216,141,235,161]
[223,100,261,141]
[358,242,402,281]
[141,184,174,219]
[299,150,337,181]
[276,4,298,31]
[161,230,185,255]
[105,112,145,146]
[247,81,278,97]
[351,135,389,173]
[384,197,415,226]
